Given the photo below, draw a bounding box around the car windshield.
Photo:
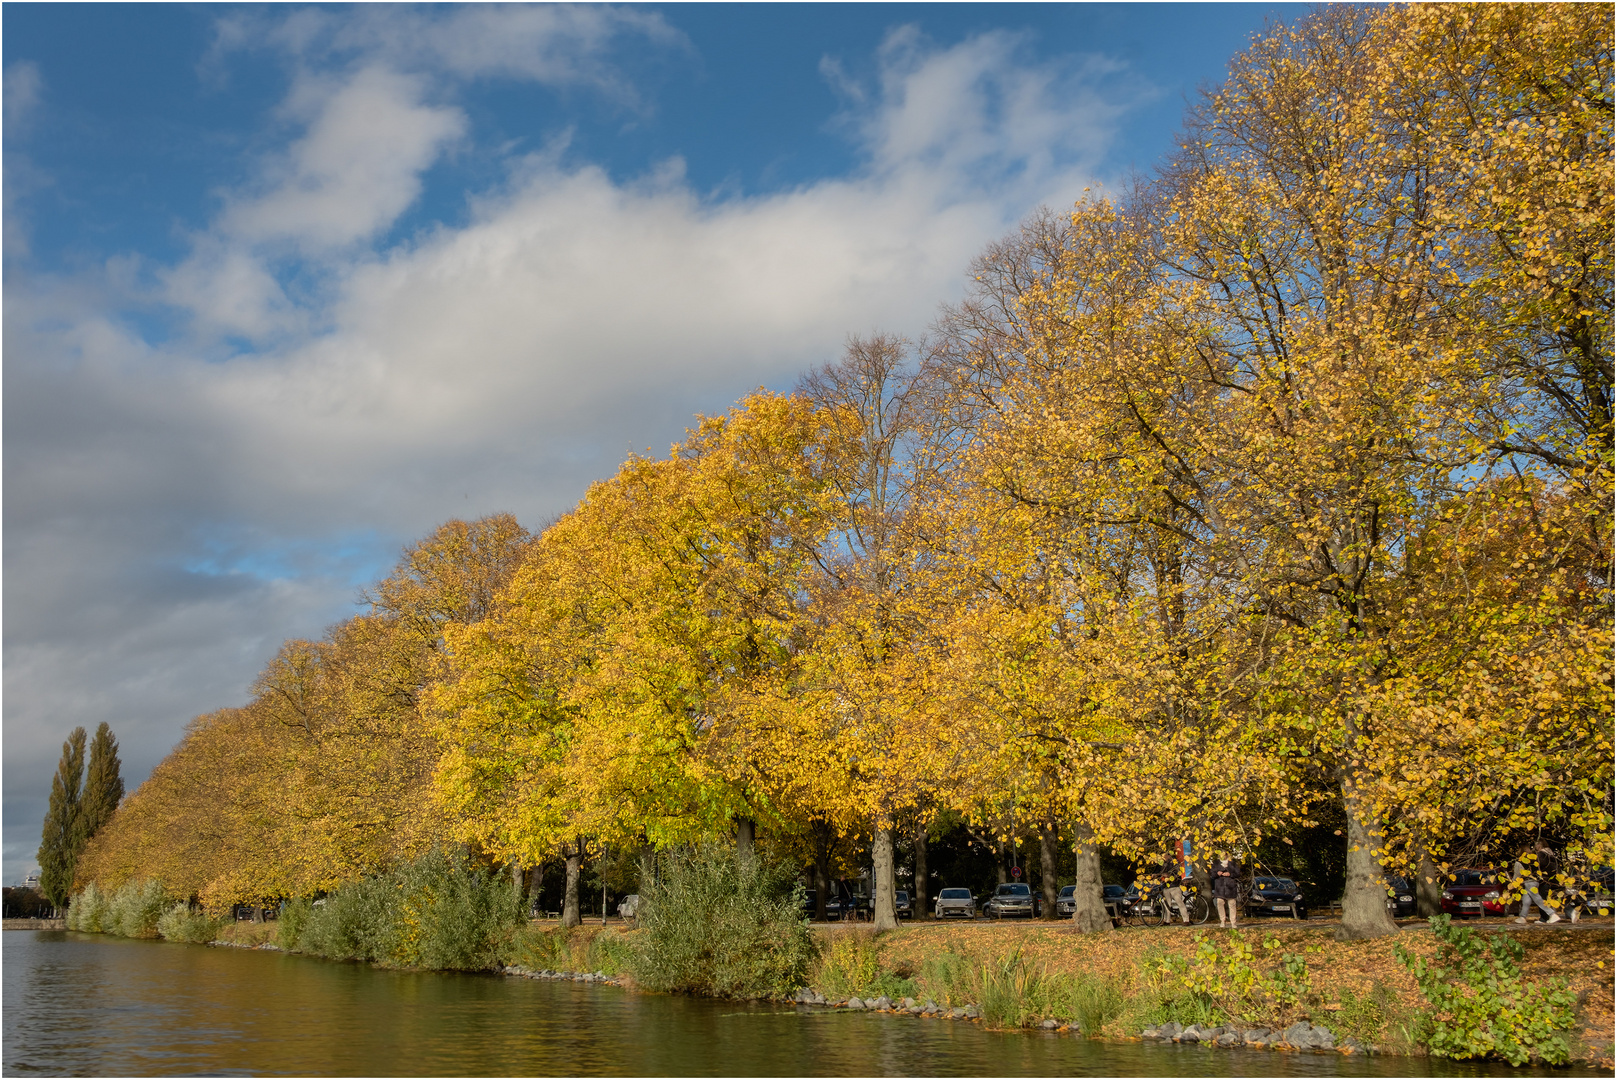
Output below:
[997,884,1031,897]
[1454,871,1491,887]
[939,888,971,899]
[1103,885,1125,898]
[1059,885,1074,897]
[1256,877,1296,890]
[895,892,907,902]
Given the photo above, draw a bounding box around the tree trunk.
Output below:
[528,862,544,917]
[1069,821,1112,933]
[1337,781,1399,940]
[1415,847,1444,918]
[1039,825,1059,921]
[562,841,583,929]
[872,825,898,930]
[913,820,929,920]
[735,816,756,864]
[812,859,830,922]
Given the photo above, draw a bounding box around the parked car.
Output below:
[1385,876,1417,918]
[984,882,1036,919]
[1582,867,1615,917]
[617,894,641,920]
[801,889,818,918]
[1101,884,1138,923]
[1245,876,1308,919]
[895,890,913,919]
[1055,884,1076,918]
[934,887,976,919]
[1441,868,1508,918]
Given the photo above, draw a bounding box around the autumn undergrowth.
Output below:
[1395,915,1577,1066]
[67,879,167,938]
[629,844,814,998]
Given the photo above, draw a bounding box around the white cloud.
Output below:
[220,67,465,251]
[3,19,1143,883]
[4,60,42,130]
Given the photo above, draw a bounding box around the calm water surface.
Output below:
[1,931,1594,1077]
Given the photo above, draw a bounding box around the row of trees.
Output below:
[76,4,1611,939]
[38,723,124,910]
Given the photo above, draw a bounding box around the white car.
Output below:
[934,887,975,919]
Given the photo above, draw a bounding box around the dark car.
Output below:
[895,890,912,919]
[1385,876,1417,918]
[1441,869,1507,918]
[801,889,818,918]
[1055,884,1076,917]
[1246,876,1308,919]
[1102,884,1138,922]
[984,882,1035,919]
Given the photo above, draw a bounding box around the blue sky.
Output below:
[3,2,1301,885]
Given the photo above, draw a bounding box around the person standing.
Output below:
[1211,852,1243,928]
[1513,842,1561,925]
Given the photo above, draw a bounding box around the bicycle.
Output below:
[1128,882,1211,926]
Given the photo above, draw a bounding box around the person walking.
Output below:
[1160,856,1190,924]
[1513,842,1561,925]
[1211,852,1243,928]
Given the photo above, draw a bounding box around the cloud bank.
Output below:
[3,8,1143,881]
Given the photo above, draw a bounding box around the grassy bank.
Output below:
[800,919,1613,1067]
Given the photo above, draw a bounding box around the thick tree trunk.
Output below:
[913,820,929,920]
[735,816,756,864]
[1337,782,1399,940]
[1039,826,1059,921]
[1069,821,1112,933]
[872,825,899,930]
[562,842,583,929]
[997,840,1012,885]
[812,860,830,922]
[528,862,544,916]
[1415,847,1444,918]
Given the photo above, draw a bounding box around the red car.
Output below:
[1441,868,1508,918]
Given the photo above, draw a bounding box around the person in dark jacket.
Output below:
[1211,852,1243,928]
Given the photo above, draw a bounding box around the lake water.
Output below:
[1,931,1591,1076]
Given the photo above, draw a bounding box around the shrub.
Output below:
[298,849,523,970]
[107,880,168,938]
[157,902,222,944]
[67,883,111,933]
[1395,915,1577,1066]
[277,898,312,951]
[1332,982,1396,1046]
[630,844,815,999]
[586,929,638,977]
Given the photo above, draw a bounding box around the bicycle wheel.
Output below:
[1150,899,1172,927]
[1124,901,1145,928]
[1189,894,1213,924]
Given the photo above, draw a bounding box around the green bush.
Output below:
[277,898,312,950]
[108,879,168,938]
[629,844,814,999]
[67,883,111,933]
[1396,915,1577,1066]
[157,902,222,944]
[298,849,522,969]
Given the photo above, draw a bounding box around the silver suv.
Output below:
[934,887,976,919]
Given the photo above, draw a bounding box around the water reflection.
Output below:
[1,932,1586,1077]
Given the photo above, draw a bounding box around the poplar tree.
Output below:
[37,727,86,910]
[80,723,125,842]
